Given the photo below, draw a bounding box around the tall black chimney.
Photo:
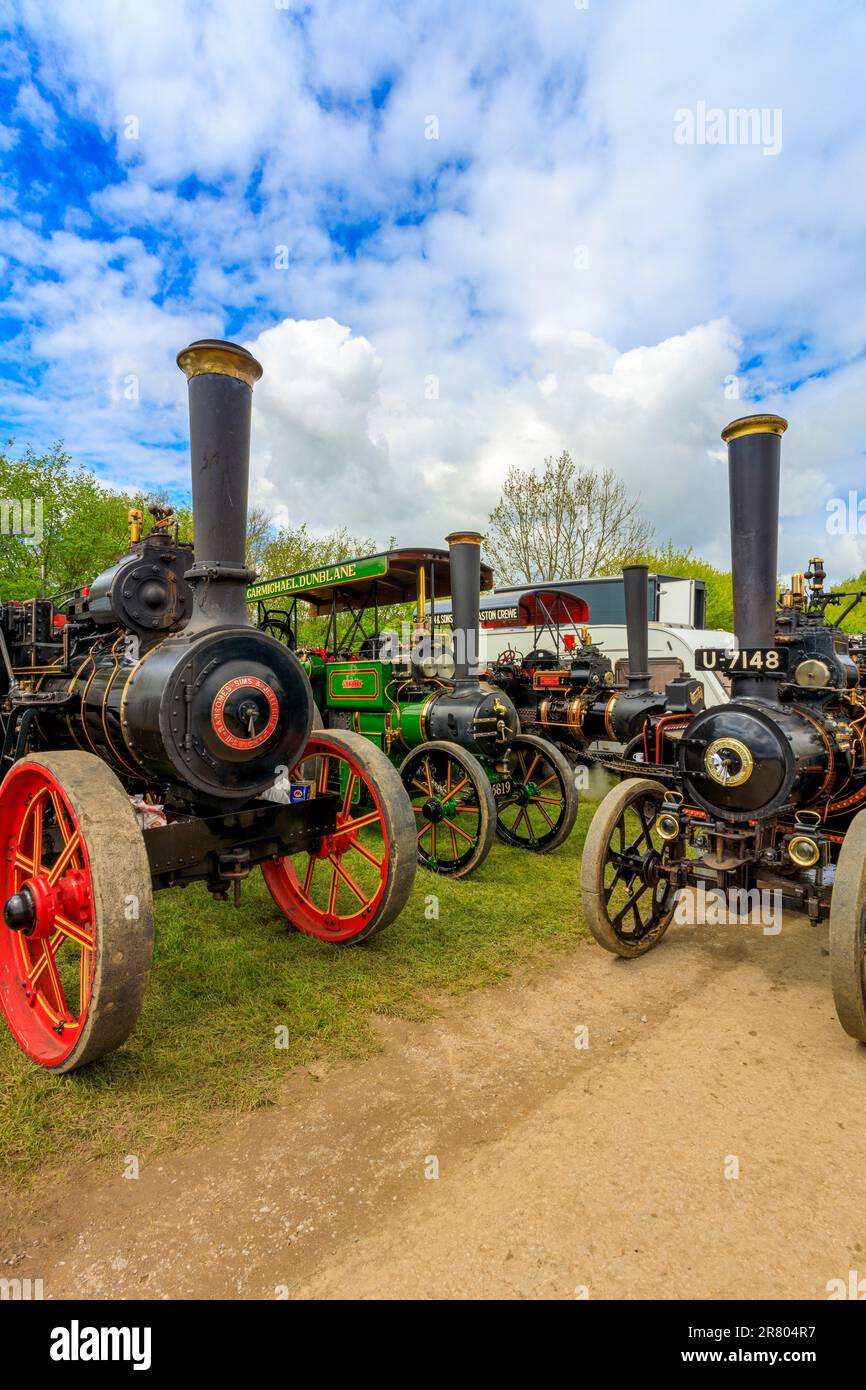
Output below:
[176,339,263,630]
[622,563,650,693]
[721,413,787,699]
[445,531,483,688]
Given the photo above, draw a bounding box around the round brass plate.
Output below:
[704,736,754,787]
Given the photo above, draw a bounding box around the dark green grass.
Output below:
[0,796,602,1184]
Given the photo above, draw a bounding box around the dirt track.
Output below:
[3,910,866,1301]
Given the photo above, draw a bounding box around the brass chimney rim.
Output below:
[721,413,788,443]
[445,531,484,546]
[177,338,263,388]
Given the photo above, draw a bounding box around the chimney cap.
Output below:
[177,339,263,388]
[721,413,788,444]
[445,531,484,546]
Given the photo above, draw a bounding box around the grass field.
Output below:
[0,794,604,1186]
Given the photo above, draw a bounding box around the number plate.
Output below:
[695,647,788,674]
[491,778,514,798]
[289,781,313,802]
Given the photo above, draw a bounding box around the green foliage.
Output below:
[258,522,378,581]
[605,539,735,632]
[254,523,408,649]
[829,571,866,633]
[0,441,148,600]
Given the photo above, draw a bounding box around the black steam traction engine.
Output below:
[485,577,705,766]
[581,414,866,1042]
[0,340,416,1073]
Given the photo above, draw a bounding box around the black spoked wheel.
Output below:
[399,740,496,878]
[580,777,678,957]
[495,734,578,853]
[829,806,866,1041]
[260,610,296,649]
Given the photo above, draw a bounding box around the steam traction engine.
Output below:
[580,414,866,1042]
[485,574,705,765]
[0,340,416,1073]
[256,536,579,877]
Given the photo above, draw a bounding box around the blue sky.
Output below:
[1,0,866,577]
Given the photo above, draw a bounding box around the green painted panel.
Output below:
[326,661,393,711]
[249,554,389,603]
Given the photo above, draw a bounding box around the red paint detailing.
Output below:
[211,676,279,751]
[0,763,95,1066]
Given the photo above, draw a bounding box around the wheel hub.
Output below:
[316,816,358,860]
[423,797,445,823]
[514,780,538,807]
[3,868,91,941]
[3,886,36,935]
[615,845,660,884]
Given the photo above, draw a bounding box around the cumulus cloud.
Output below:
[1,0,866,585]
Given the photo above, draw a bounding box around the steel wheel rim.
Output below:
[497,743,568,848]
[600,790,676,945]
[0,763,96,1066]
[262,737,390,942]
[404,748,483,873]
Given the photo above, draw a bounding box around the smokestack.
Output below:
[721,413,787,698]
[622,564,650,693]
[445,531,483,687]
[176,339,263,629]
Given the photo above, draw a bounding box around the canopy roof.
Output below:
[249,547,494,615]
[514,589,589,627]
[435,587,590,629]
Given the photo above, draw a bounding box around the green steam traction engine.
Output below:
[253,533,579,877]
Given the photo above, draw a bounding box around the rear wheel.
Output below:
[580,777,677,957]
[495,734,578,853]
[261,730,415,944]
[829,807,866,1041]
[0,752,154,1072]
[400,741,496,878]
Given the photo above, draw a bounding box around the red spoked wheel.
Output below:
[261,729,416,944]
[0,752,154,1072]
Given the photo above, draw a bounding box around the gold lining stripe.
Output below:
[604,693,618,740]
[418,692,437,740]
[78,656,102,758]
[118,643,162,763]
[101,641,145,777]
[65,657,93,751]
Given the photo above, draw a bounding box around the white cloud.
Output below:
[3,0,866,585]
[12,80,58,145]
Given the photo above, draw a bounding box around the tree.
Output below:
[246,505,274,575]
[829,570,866,633]
[257,522,378,583]
[0,441,147,601]
[618,542,735,631]
[254,523,399,648]
[485,451,653,584]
